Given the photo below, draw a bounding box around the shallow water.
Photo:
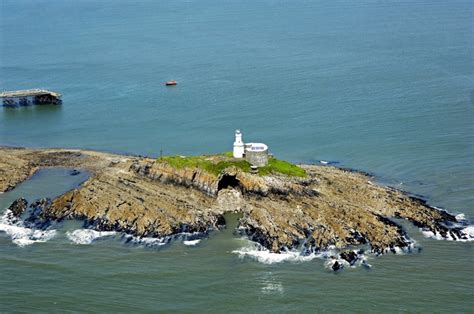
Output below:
[0,0,473,311]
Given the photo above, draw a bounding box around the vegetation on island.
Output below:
[158,152,307,177]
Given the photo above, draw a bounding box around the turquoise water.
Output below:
[1,0,473,311]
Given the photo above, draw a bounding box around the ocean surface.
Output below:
[0,0,473,311]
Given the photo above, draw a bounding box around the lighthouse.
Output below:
[233,129,245,158]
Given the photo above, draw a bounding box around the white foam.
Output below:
[385,240,418,255]
[320,160,329,165]
[421,229,443,240]
[124,235,168,246]
[420,227,474,242]
[123,232,204,247]
[455,213,467,222]
[66,229,116,245]
[324,258,349,271]
[232,242,318,264]
[0,210,56,247]
[460,226,474,241]
[183,239,201,246]
[324,250,374,270]
[233,239,376,271]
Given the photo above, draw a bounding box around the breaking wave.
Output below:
[419,212,473,242]
[123,234,169,246]
[233,246,318,264]
[183,239,201,246]
[66,229,116,244]
[233,240,322,264]
[0,210,56,247]
[233,240,375,270]
[123,232,203,247]
[455,213,467,222]
[421,226,474,242]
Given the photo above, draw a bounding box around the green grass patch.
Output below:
[159,155,251,176]
[158,153,306,177]
[257,158,307,177]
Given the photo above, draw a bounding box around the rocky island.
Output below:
[0,146,471,270]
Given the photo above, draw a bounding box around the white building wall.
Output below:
[233,130,245,158]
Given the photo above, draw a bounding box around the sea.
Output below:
[0,0,473,312]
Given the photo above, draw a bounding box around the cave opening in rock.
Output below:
[217,174,241,192]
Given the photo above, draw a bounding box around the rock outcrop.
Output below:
[0,147,470,258]
[7,197,28,217]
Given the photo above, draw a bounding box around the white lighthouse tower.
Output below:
[233,129,245,158]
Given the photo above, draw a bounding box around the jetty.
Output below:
[1,89,62,107]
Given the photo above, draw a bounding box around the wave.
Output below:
[319,160,339,165]
[233,240,376,271]
[421,225,474,242]
[123,234,169,246]
[66,229,116,244]
[0,210,56,247]
[455,213,467,222]
[462,226,474,239]
[233,246,318,264]
[415,209,473,242]
[122,232,203,247]
[183,239,201,246]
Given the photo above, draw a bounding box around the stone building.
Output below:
[232,130,269,167]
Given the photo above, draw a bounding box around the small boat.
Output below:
[165,80,177,86]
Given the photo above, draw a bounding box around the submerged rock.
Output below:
[331,260,344,272]
[70,169,80,176]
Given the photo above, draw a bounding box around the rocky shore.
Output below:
[1,147,470,269]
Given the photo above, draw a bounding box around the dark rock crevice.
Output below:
[217,174,241,192]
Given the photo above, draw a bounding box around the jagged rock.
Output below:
[23,198,52,228]
[30,198,51,210]
[7,197,28,217]
[331,260,344,272]
[340,251,358,266]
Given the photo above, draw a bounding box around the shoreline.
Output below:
[0,146,472,271]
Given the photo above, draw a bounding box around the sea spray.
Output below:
[233,239,421,271]
[417,210,473,242]
[183,239,201,246]
[0,210,56,247]
[66,229,117,245]
[122,231,205,247]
